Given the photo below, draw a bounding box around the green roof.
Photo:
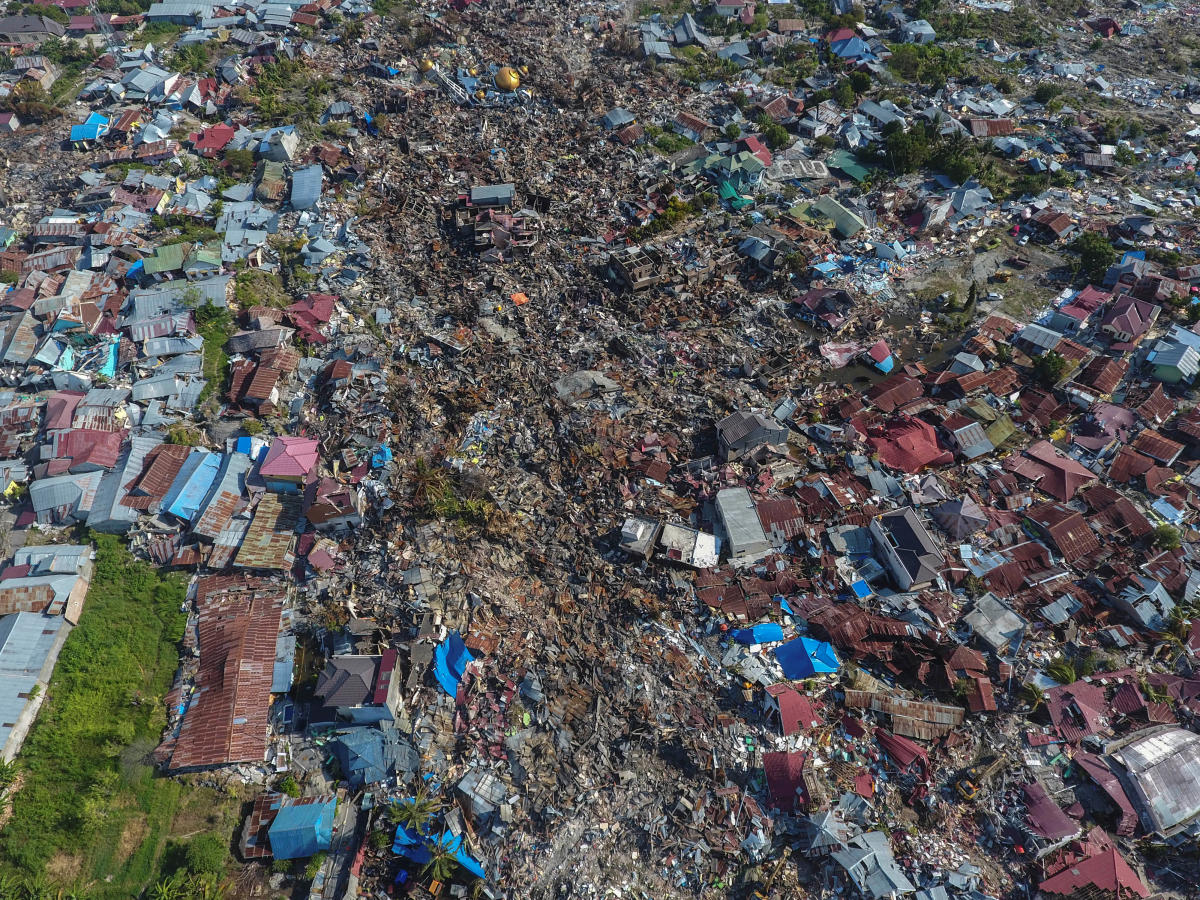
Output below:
[827,150,870,182]
[142,242,189,275]
[985,414,1017,448]
[812,194,866,238]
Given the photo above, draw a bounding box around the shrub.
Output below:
[186,833,227,876]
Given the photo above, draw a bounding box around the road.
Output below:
[320,793,362,900]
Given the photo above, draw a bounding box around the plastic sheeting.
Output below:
[433,631,474,697]
[732,623,784,645]
[774,636,840,679]
[393,824,486,879]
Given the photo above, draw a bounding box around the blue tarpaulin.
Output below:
[371,445,393,468]
[732,623,784,645]
[774,636,840,679]
[393,825,486,879]
[269,796,336,859]
[433,631,474,697]
[162,451,222,522]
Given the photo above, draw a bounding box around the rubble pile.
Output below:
[4,0,1200,897]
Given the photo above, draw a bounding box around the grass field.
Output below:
[0,534,240,897]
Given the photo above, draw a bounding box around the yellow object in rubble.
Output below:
[418,58,435,73]
[495,66,520,91]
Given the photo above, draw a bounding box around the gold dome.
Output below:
[495,66,520,91]
[517,64,529,76]
[418,58,435,73]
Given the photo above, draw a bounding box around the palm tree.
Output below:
[147,876,184,900]
[420,836,460,887]
[408,458,449,511]
[1022,682,1046,712]
[1045,659,1077,686]
[20,876,53,900]
[0,874,21,900]
[390,784,443,835]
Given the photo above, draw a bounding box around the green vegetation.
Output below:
[233,268,290,308]
[754,115,792,151]
[627,196,705,241]
[1071,230,1116,284]
[643,124,694,154]
[195,302,235,406]
[184,833,226,876]
[1045,658,1077,685]
[771,42,818,87]
[241,58,329,125]
[279,774,301,797]
[671,46,740,84]
[1033,82,1063,104]
[887,43,966,88]
[1153,524,1182,551]
[24,2,67,23]
[97,0,152,14]
[305,852,328,881]
[0,535,188,894]
[135,22,188,48]
[165,423,204,446]
[1032,350,1067,388]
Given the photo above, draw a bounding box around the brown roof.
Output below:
[121,443,190,510]
[165,577,285,771]
[865,373,924,412]
[1026,502,1100,565]
[234,493,300,571]
[1075,355,1127,394]
[966,118,1015,138]
[1131,428,1182,464]
[1109,446,1155,483]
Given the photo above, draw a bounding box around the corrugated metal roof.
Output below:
[193,452,251,538]
[0,613,67,755]
[165,577,284,770]
[234,493,299,571]
[162,450,222,522]
[88,434,160,533]
[289,164,323,211]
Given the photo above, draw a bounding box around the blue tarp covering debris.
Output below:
[774,636,841,679]
[162,451,222,521]
[393,824,486,879]
[371,445,393,468]
[732,623,784,645]
[433,631,474,697]
[268,796,336,859]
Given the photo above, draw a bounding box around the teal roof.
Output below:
[269,796,336,860]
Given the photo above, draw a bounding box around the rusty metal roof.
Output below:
[166,577,286,771]
[233,493,299,571]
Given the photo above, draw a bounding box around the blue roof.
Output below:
[393,826,485,879]
[433,631,474,698]
[290,163,323,210]
[70,111,109,142]
[269,796,336,859]
[774,636,840,679]
[732,623,784,645]
[831,37,873,59]
[328,725,419,787]
[851,579,872,599]
[0,612,66,755]
[162,450,223,522]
